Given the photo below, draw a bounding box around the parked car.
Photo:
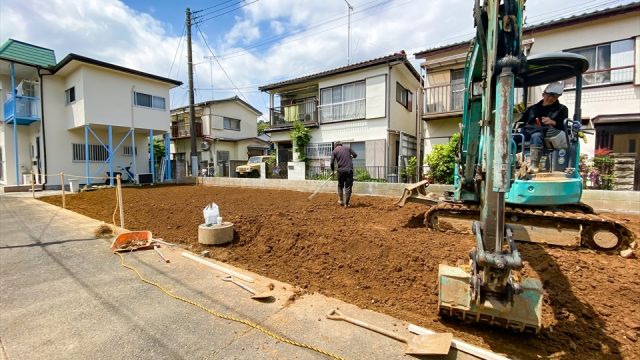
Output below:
[236,156,275,178]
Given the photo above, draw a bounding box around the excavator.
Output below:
[397,0,636,332]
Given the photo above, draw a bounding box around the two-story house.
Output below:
[258,51,421,181]
[0,39,181,189]
[170,96,267,177]
[414,3,639,162]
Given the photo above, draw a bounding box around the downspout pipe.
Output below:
[10,63,19,185]
[38,68,48,186]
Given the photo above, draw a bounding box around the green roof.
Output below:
[0,39,56,68]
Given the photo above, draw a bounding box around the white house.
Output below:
[259,51,422,181]
[170,96,267,177]
[0,39,181,189]
[414,3,640,161]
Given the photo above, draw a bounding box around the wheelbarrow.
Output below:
[110,230,154,252]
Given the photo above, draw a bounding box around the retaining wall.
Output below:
[201,177,640,214]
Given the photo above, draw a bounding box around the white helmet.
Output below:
[544,82,564,96]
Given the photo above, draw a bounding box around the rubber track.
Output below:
[424,202,636,250]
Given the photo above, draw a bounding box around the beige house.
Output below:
[415,3,640,161]
[169,96,267,177]
[259,51,421,181]
[0,39,181,188]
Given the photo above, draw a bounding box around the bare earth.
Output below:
[40,185,640,360]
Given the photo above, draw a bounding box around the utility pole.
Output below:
[344,0,353,65]
[186,8,198,177]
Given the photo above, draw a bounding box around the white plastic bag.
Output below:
[203,203,220,225]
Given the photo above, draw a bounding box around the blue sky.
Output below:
[1,0,635,121]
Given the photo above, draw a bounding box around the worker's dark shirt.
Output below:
[521,100,568,131]
[331,146,357,172]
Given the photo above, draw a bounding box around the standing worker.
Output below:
[331,141,357,207]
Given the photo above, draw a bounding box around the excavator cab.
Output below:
[507,52,590,206]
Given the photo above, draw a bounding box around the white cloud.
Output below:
[224,18,261,46]
[270,20,285,35]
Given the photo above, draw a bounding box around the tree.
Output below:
[257,120,269,135]
[150,137,166,161]
[424,133,459,184]
[289,120,311,162]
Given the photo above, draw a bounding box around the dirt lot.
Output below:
[40,185,640,359]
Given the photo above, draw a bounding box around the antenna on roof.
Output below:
[343,0,354,65]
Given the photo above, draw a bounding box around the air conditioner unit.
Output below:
[200,142,211,151]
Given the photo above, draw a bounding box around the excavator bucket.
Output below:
[395,180,442,207]
[437,264,543,333]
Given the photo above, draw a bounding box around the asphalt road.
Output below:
[0,192,482,360]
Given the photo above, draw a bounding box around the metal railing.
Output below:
[423,83,464,115]
[565,65,635,88]
[3,95,40,122]
[318,98,365,123]
[170,122,203,138]
[270,99,318,128]
[306,165,414,183]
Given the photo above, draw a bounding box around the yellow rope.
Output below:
[112,188,119,228]
[114,252,345,360]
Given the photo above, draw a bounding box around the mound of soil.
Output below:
[40,185,640,359]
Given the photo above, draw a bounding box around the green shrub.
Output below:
[425,133,459,184]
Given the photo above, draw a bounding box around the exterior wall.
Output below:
[525,14,639,58]
[423,117,460,154]
[80,66,171,132]
[389,64,420,135]
[203,101,259,140]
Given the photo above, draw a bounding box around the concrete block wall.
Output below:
[202,177,640,213]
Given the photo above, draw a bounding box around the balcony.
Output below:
[3,95,40,125]
[269,99,318,129]
[318,98,365,124]
[422,83,464,119]
[170,122,203,139]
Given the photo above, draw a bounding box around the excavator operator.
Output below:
[516,82,568,172]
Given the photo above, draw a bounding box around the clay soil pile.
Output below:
[40,185,640,359]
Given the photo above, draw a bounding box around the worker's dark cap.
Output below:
[335,141,342,146]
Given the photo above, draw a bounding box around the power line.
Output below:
[195,23,250,102]
[168,23,186,78]
[193,0,239,14]
[194,0,260,24]
[193,0,246,20]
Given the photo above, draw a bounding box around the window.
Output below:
[629,139,637,154]
[217,151,230,164]
[450,69,465,111]
[223,117,241,131]
[305,143,333,159]
[123,146,137,156]
[72,144,109,162]
[566,39,634,87]
[65,87,76,105]
[396,82,413,110]
[134,92,166,110]
[319,81,365,123]
[345,141,366,168]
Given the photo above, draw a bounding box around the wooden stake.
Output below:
[117,175,124,229]
[60,172,66,208]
